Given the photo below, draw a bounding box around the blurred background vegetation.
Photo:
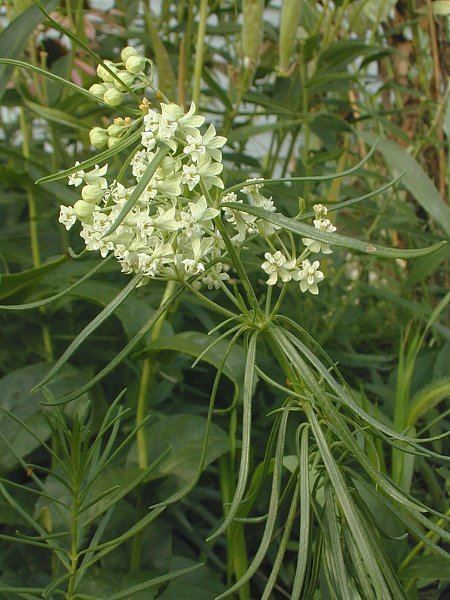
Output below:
[0,1,448,598]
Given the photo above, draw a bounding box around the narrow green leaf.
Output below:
[34,273,143,390]
[0,58,100,104]
[24,99,91,130]
[0,255,68,301]
[215,400,291,599]
[223,202,447,259]
[291,425,311,600]
[223,142,379,194]
[109,564,204,599]
[36,129,142,184]
[43,284,185,405]
[0,256,111,310]
[207,333,258,541]
[103,145,171,237]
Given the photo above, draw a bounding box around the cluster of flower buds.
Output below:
[89,47,149,107]
[59,48,335,295]
[89,117,133,149]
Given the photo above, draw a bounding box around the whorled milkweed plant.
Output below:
[2,40,449,600]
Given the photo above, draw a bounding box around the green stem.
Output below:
[136,280,177,470]
[66,494,79,599]
[132,279,176,570]
[192,0,208,105]
[19,108,54,363]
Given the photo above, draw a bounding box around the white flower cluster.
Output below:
[59,96,234,289]
[89,47,150,107]
[259,204,336,295]
[58,48,337,297]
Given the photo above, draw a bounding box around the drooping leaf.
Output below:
[0,255,68,301]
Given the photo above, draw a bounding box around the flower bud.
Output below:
[74,200,95,220]
[103,88,124,106]
[279,0,302,76]
[121,46,138,62]
[89,83,106,98]
[242,0,264,70]
[114,71,135,91]
[81,184,103,204]
[89,127,108,148]
[107,136,121,148]
[96,62,116,83]
[125,55,146,74]
[107,123,125,137]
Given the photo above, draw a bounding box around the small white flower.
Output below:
[143,110,161,133]
[197,155,224,189]
[313,204,328,219]
[241,177,264,195]
[59,205,77,230]
[68,162,84,187]
[84,164,109,189]
[177,101,205,131]
[182,163,201,191]
[296,259,324,295]
[302,218,336,254]
[179,196,219,235]
[141,131,156,150]
[261,251,296,286]
[152,206,180,231]
[253,193,279,236]
[200,263,230,290]
[183,124,226,163]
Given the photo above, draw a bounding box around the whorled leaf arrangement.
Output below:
[1,42,448,600]
[0,391,202,599]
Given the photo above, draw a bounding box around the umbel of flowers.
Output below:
[59,47,337,294]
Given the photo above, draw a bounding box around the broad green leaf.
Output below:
[0,0,58,100]
[360,132,450,236]
[223,202,447,258]
[158,559,225,600]
[140,331,245,391]
[0,255,68,301]
[0,363,89,470]
[400,555,450,580]
[126,414,229,485]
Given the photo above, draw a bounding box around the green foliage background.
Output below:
[0,1,449,598]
